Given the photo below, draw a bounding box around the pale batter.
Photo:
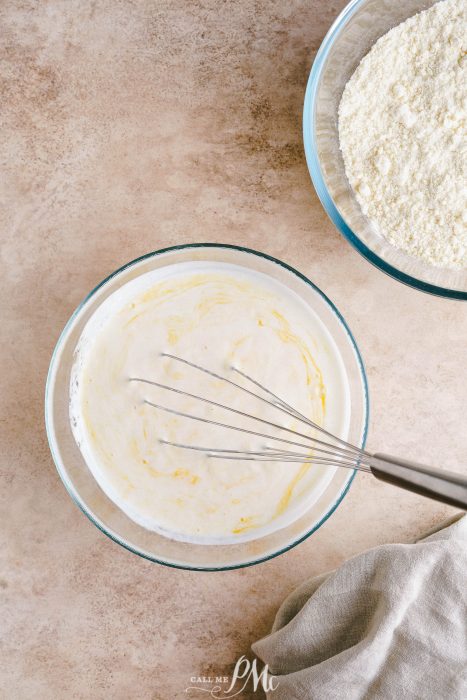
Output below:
[70,262,350,543]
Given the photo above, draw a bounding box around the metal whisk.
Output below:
[130,353,467,510]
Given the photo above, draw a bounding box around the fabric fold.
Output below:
[253,514,467,699]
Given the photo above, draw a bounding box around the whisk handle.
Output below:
[370,453,467,510]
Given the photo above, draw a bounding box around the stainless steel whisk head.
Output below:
[129,353,467,509]
[130,352,370,473]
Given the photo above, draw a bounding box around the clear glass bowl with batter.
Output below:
[303,0,467,300]
[45,244,368,570]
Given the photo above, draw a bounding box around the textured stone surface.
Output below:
[1,1,466,698]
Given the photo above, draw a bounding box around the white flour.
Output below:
[338,0,466,269]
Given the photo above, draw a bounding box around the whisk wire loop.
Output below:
[130,354,369,474]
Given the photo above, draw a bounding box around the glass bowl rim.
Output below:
[302,0,467,301]
[45,242,370,571]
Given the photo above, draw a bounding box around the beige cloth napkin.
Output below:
[252,514,467,700]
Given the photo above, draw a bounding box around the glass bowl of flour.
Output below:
[45,244,368,570]
[303,0,467,299]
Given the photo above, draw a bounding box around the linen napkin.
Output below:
[252,514,467,699]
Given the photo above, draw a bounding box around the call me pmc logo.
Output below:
[186,656,278,697]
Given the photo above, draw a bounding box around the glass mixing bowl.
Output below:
[45,244,369,570]
[303,0,467,300]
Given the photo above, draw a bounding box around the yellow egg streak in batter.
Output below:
[70,262,349,544]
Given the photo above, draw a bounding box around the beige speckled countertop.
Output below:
[1,1,466,698]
